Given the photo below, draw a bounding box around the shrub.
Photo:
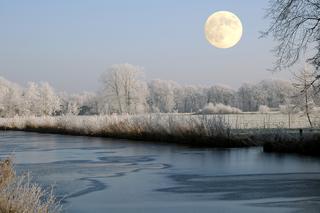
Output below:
[258,105,270,113]
[199,103,242,114]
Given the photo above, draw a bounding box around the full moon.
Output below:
[205,11,243,49]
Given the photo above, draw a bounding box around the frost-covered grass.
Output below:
[0,114,257,147]
[0,113,318,131]
[0,158,61,213]
[0,114,228,136]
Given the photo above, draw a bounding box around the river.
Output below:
[0,131,320,213]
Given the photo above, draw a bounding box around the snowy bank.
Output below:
[0,115,319,154]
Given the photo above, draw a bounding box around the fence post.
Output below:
[299,129,303,142]
[288,112,291,129]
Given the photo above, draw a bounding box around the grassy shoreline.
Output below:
[0,115,319,155]
[0,126,258,148]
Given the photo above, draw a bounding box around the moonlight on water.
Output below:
[205,11,243,49]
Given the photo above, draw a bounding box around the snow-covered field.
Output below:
[221,112,320,129]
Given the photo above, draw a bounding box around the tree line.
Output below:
[0,63,319,117]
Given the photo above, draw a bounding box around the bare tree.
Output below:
[262,0,320,89]
[292,67,315,127]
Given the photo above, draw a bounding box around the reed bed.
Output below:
[0,115,256,147]
[1,115,319,153]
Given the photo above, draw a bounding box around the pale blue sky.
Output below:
[0,0,291,92]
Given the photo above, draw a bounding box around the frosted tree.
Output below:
[23,82,61,116]
[148,79,177,113]
[75,92,98,115]
[60,92,97,115]
[0,77,12,116]
[0,77,23,117]
[38,82,61,116]
[252,80,295,108]
[132,80,148,113]
[174,86,207,113]
[100,63,148,114]
[235,80,296,111]
[207,85,236,106]
[59,92,80,115]
[267,80,296,107]
[24,82,41,116]
[237,83,256,111]
[292,67,316,127]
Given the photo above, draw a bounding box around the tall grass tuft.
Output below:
[0,158,61,213]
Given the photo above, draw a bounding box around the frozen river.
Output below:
[0,131,320,213]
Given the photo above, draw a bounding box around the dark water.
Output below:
[1,131,320,213]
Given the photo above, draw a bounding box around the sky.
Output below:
[0,0,293,92]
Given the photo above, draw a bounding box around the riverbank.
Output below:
[0,115,256,147]
[0,115,319,155]
[263,128,320,156]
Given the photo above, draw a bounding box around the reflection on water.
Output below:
[0,131,320,213]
